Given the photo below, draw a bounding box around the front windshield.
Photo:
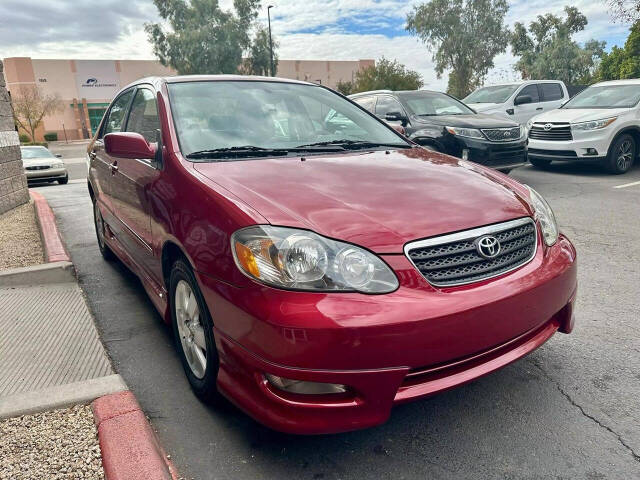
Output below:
[167,81,409,159]
[562,85,640,109]
[20,147,54,159]
[463,84,519,104]
[398,92,474,116]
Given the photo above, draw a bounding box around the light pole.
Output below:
[267,5,275,77]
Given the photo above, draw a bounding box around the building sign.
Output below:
[74,61,120,100]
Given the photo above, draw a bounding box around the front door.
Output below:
[90,89,135,225]
[110,87,161,274]
[512,84,542,125]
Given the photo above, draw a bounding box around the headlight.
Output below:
[520,125,526,138]
[52,161,64,168]
[231,226,399,293]
[526,186,558,246]
[571,117,617,131]
[445,126,485,139]
[526,119,534,131]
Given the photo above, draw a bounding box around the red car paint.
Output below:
[88,76,577,434]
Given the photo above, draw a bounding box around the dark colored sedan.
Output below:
[349,90,527,172]
[88,76,576,434]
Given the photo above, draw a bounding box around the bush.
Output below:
[19,133,31,144]
[43,132,58,142]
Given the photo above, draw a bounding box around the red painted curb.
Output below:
[92,391,179,480]
[29,190,70,263]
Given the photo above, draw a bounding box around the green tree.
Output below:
[241,26,278,76]
[597,21,640,80]
[406,0,510,99]
[511,6,605,84]
[335,58,423,95]
[145,0,276,75]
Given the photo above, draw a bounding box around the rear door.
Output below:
[89,88,135,223]
[539,82,566,112]
[512,84,542,124]
[110,86,161,274]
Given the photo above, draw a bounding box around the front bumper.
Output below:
[197,233,577,434]
[528,130,613,162]
[25,166,68,181]
[454,137,527,171]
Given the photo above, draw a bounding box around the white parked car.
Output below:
[527,79,640,174]
[464,80,569,125]
[20,146,68,184]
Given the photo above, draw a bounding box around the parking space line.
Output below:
[613,180,640,189]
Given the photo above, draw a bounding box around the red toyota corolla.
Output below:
[87,76,577,434]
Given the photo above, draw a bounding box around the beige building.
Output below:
[3,57,374,142]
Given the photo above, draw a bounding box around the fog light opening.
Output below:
[265,373,347,395]
[461,149,470,161]
[583,148,598,156]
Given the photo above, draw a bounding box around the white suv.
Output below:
[527,79,640,174]
[464,80,569,125]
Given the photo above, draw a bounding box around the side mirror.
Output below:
[385,111,407,125]
[104,132,156,160]
[514,95,532,106]
[55,154,63,158]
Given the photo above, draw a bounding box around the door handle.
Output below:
[89,151,97,160]
[536,107,543,111]
[110,162,119,174]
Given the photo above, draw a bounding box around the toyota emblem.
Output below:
[543,123,553,131]
[476,235,501,259]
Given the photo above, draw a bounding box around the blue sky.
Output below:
[0,0,631,91]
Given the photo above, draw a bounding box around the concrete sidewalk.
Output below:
[0,281,126,418]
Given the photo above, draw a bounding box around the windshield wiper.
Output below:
[295,139,410,150]
[186,146,291,159]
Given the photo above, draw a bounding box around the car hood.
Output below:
[21,157,56,166]
[531,107,630,123]
[411,113,518,128]
[466,102,503,112]
[193,149,533,253]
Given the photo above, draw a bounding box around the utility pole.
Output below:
[267,5,275,76]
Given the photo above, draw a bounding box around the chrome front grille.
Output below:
[405,218,537,287]
[25,165,51,171]
[529,123,572,141]
[481,127,522,142]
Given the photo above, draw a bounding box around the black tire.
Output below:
[58,175,69,185]
[605,134,636,174]
[529,157,552,169]
[169,259,221,403]
[93,200,114,261]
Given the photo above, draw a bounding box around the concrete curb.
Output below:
[92,391,179,480]
[0,261,75,286]
[30,190,71,263]
[0,374,127,419]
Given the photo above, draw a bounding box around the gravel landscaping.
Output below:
[0,201,44,270]
[0,405,104,480]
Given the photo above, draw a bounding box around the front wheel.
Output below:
[170,259,221,403]
[58,175,69,185]
[605,134,636,174]
[529,157,552,169]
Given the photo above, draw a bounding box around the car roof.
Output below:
[475,80,563,88]
[20,145,48,150]
[122,75,317,91]
[592,79,640,86]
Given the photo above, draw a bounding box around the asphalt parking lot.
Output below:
[34,159,640,479]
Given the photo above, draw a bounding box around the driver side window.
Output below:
[102,90,134,137]
[375,96,404,118]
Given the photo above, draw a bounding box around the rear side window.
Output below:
[518,85,540,103]
[353,96,375,112]
[103,90,134,136]
[126,88,160,143]
[375,96,404,117]
[540,83,564,102]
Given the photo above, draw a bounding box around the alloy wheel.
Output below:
[94,202,106,249]
[175,280,207,379]
[616,140,633,172]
